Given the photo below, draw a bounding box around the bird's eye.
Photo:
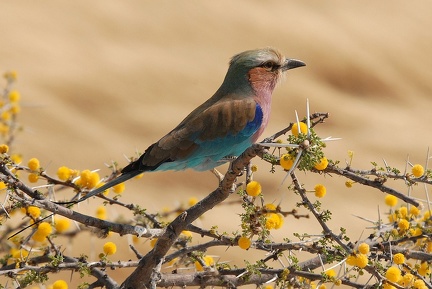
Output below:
[261,61,278,70]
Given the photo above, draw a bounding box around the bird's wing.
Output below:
[124,97,262,172]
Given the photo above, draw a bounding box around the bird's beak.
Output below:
[282,59,306,71]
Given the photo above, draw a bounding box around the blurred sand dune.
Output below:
[1,1,432,286]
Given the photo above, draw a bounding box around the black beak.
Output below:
[282,58,306,71]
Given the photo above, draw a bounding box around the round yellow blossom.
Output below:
[354,254,369,268]
[28,158,40,171]
[382,284,396,289]
[346,255,356,266]
[0,144,9,154]
[410,227,422,237]
[358,243,370,254]
[265,213,281,230]
[393,253,405,265]
[0,181,6,190]
[280,154,294,170]
[28,173,39,183]
[37,222,52,236]
[57,166,73,181]
[103,241,117,255]
[291,122,308,136]
[76,170,100,189]
[398,206,408,218]
[11,154,22,164]
[10,103,20,115]
[318,285,327,289]
[26,206,41,218]
[113,182,125,194]
[195,255,214,271]
[325,269,336,278]
[251,164,258,172]
[413,279,426,289]
[1,111,11,121]
[11,248,29,260]
[246,181,262,197]
[398,219,410,231]
[345,181,353,188]
[188,197,198,207]
[95,206,107,220]
[314,184,327,198]
[418,262,430,276]
[385,266,401,283]
[412,164,425,177]
[314,157,328,171]
[334,279,342,286]
[264,203,277,212]
[8,90,21,102]
[181,230,192,238]
[384,195,398,207]
[275,213,284,229]
[410,206,420,217]
[52,280,68,289]
[238,236,252,250]
[400,273,414,287]
[55,218,71,233]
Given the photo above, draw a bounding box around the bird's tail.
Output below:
[59,170,142,204]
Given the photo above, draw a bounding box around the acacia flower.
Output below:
[291,121,308,136]
[358,243,369,254]
[314,157,328,170]
[26,206,41,218]
[265,213,281,230]
[385,266,401,283]
[52,280,68,289]
[188,197,198,207]
[195,255,214,271]
[393,253,405,265]
[384,195,398,207]
[113,182,125,194]
[8,90,20,102]
[411,164,424,177]
[57,166,72,181]
[55,218,71,233]
[314,184,326,198]
[413,279,426,289]
[0,144,8,154]
[28,173,39,183]
[103,241,117,255]
[355,254,369,268]
[246,181,262,196]
[95,206,107,220]
[28,158,40,171]
[280,154,294,170]
[238,236,251,250]
[398,219,410,231]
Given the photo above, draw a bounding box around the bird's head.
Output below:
[221,48,305,96]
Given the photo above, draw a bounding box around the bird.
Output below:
[72,47,305,204]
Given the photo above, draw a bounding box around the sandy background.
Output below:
[1,1,432,287]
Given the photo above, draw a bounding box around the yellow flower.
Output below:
[55,218,71,233]
[57,166,72,181]
[413,279,426,289]
[400,273,414,287]
[280,154,294,170]
[52,280,68,289]
[264,203,277,212]
[318,285,327,289]
[8,90,21,102]
[291,122,308,136]
[194,255,214,271]
[345,181,353,188]
[265,213,281,230]
[358,243,370,254]
[275,213,284,229]
[346,254,356,266]
[238,236,251,250]
[103,241,117,255]
[28,158,40,171]
[4,71,18,81]
[28,173,39,183]
[11,153,22,164]
[398,219,410,231]
[26,206,41,218]
[314,157,328,171]
[418,262,430,276]
[0,181,6,190]
[76,170,100,189]
[426,241,432,253]
[246,181,262,197]
[393,253,405,265]
[181,230,192,238]
[188,197,198,207]
[0,144,9,154]
[113,182,125,194]
[354,254,369,268]
[398,206,408,218]
[37,222,52,236]
[251,164,258,172]
[314,184,326,198]
[412,164,424,177]
[325,269,336,278]
[96,206,107,220]
[384,195,398,207]
[385,266,401,283]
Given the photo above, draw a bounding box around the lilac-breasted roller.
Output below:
[75,48,305,203]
